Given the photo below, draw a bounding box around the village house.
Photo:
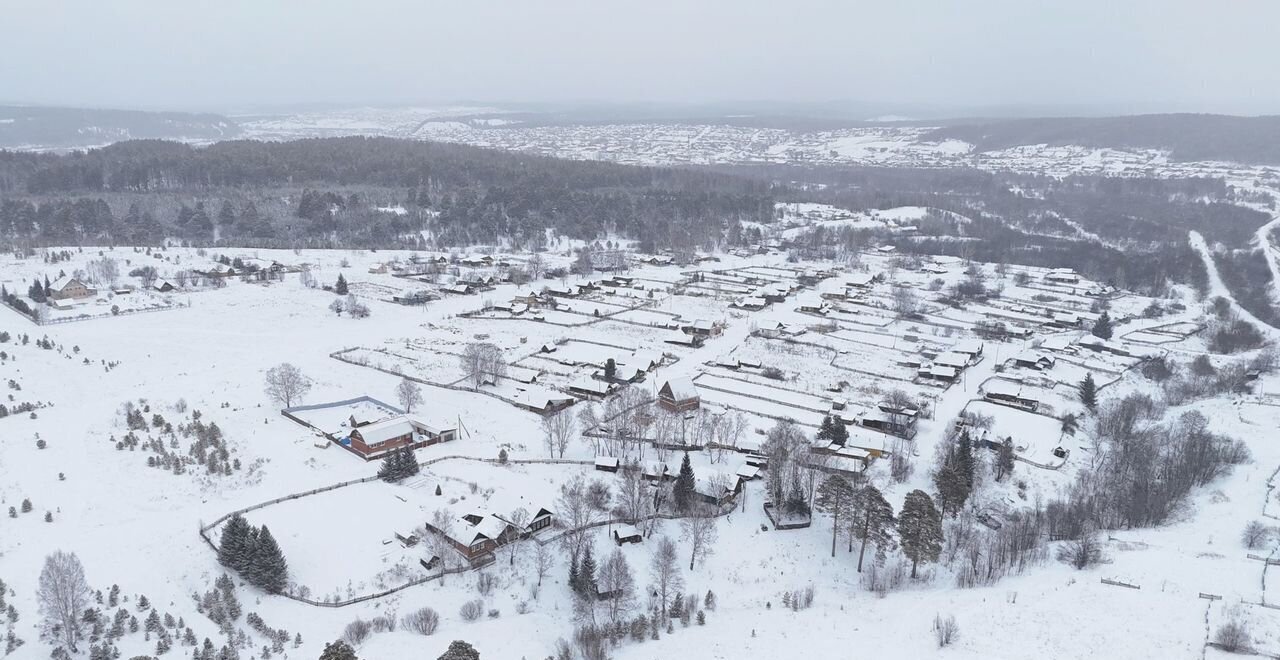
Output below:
[1044,268,1081,284]
[594,456,620,473]
[694,473,743,507]
[681,319,722,337]
[918,364,959,383]
[509,388,575,416]
[657,376,700,412]
[48,276,97,301]
[664,332,704,348]
[733,296,768,311]
[1013,351,1057,370]
[343,415,457,460]
[861,402,919,439]
[567,378,618,401]
[982,379,1041,411]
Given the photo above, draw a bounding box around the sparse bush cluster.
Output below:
[116,400,248,480]
[400,607,439,636]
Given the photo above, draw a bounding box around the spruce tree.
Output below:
[249,526,288,594]
[400,446,419,477]
[377,450,403,482]
[217,515,252,572]
[334,275,348,295]
[578,544,597,598]
[318,640,358,660]
[897,489,943,579]
[1078,373,1098,412]
[673,453,696,512]
[437,640,480,660]
[1091,312,1113,340]
[568,556,580,595]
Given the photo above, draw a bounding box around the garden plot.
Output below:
[286,397,402,437]
[531,339,636,367]
[547,296,633,317]
[338,346,470,385]
[694,372,832,413]
[963,400,1069,466]
[695,387,825,427]
[234,480,431,600]
[825,305,896,328]
[610,306,681,327]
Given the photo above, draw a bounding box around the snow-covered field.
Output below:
[1,241,1277,660]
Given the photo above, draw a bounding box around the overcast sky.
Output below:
[2,0,1278,116]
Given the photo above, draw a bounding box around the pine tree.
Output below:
[1078,373,1098,412]
[673,453,696,512]
[897,489,943,579]
[218,515,252,572]
[249,526,288,594]
[334,275,348,295]
[815,475,854,557]
[1091,312,1113,340]
[704,590,716,611]
[849,485,895,572]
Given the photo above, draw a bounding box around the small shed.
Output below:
[594,456,620,473]
[612,524,643,545]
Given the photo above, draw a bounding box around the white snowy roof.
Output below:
[595,456,619,468]
[354,415,438,445]
[935,352,969,368]
[984,379,1023,398]
[953,339,983,355]
[630,350,661,370]
[50,275,82,291]
[614,524,641,539]
[660,377,699,401]
[569,378,613,395]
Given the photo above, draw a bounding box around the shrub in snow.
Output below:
[459,599,484,622]
[340,618,371,646]
[401,607,439,635]
[933,613,959,648]
[1242,521,1271,550]
[1215,616,1251,654]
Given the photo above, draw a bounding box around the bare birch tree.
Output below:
[543,408,577,458]
[38,551,91,653]
[649,536,683,619]
[680,514,719,570]
[264,363,312,408]
[396,377,423,413]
